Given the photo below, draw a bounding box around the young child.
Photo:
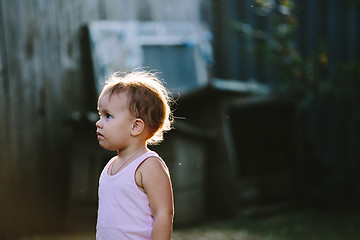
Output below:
[95,70,174,240]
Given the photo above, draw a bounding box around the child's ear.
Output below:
[130,118,145,136]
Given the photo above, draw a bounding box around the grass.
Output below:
[173,210,360,240]
[19,210,360,240]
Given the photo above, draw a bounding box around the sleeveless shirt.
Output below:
[96,151,167,240]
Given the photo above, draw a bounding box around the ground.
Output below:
[19,210,360,240]
[18,230,264,240]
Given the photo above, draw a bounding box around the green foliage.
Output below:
[233,0,360,118]
[198,211,360,240]
[234,0,300,86]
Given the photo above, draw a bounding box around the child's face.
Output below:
[96,92,135,151]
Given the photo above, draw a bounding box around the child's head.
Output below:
[99,70,173,145]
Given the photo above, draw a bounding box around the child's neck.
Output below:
[117,144,147,160]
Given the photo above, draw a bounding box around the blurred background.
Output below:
[1,0,360,239]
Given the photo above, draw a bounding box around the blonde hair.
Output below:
[100,70,174,145]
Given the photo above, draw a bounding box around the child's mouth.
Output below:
[97,132,104,139]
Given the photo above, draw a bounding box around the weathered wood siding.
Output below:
[212,0,360,209]
[0,0,209,238]
[212,0,360,80]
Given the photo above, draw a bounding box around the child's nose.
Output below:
[96,119,102,128]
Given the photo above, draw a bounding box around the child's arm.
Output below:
[138,157,174,240]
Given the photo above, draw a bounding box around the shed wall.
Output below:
[0,0,209,238]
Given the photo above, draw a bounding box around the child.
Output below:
[95,70,174,240]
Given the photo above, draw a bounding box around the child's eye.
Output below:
[106,113,112,119]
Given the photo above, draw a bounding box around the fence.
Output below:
[212,0,360,208]
[0,0,208,238]
[213,0,360,81]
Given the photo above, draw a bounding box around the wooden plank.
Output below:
[135,0,202,21]
[2,0,25,184]
[0,0,8,159]
[0,0,212,236]
[346,2,360,61]
[102,0,137,20]
[328,0,347,73]
[0,0,10,197]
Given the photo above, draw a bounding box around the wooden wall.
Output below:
[212,0,360,80]
[0,0,210,238]
[212,0,360,209]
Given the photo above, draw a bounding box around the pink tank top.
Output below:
[96,151,167,240]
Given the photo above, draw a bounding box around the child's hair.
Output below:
[100,70,174,145]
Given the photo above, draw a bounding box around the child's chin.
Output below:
[98,142,107,149]
[99,143,116,151]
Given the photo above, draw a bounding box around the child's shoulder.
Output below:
[139,154,168,173]
[135,153,170,191]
